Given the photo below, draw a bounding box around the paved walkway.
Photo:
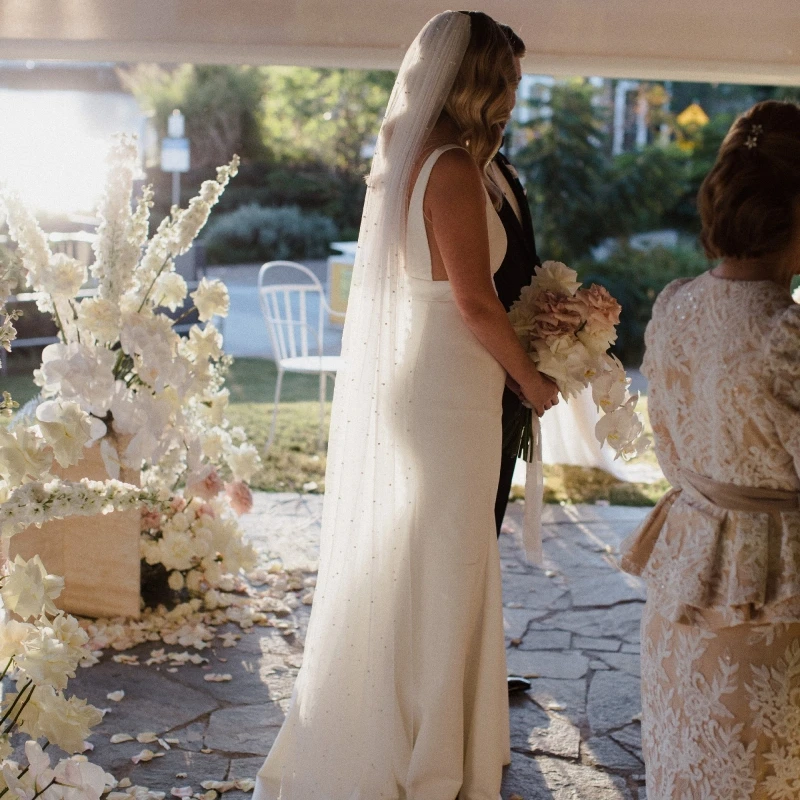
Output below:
[63,495,650,800]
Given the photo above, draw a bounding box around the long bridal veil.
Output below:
[258,12,472,797]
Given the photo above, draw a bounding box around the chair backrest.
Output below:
[257,261,326,361]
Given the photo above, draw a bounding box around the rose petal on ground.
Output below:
[170,787,193,798]
[137,732,159,743]
[110,734,135,744]
[107,690,125,701]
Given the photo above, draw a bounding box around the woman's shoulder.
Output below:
[650,277,695,321]
[427,145,479,182]
[425,146,484,207]
[764,302,800,409]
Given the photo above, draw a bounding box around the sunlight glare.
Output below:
[0,90,112,215]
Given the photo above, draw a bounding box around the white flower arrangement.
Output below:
[0,136,265,798]
[0,135,259,581]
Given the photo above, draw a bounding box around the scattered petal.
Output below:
[110,733,135,744]
[107,690,125,701]
[137,732,159,744]
[203,673,232,682]
[170,787,193,798]
[131,749,157,764]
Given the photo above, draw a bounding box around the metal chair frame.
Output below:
[257,260,343,452]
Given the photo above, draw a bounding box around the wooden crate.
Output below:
[4,434,141,619]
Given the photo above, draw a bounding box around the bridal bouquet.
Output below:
[505,261,647,462]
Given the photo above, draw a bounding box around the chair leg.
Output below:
[265,368,284,456]
[318,371,327,451]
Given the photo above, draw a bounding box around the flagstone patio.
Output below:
[64,496,650,800]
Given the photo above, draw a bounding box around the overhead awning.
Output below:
[0,0,798,85]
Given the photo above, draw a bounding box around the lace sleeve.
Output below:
[641,278,693,381]
[765,304,800,472]
[641,278,694,487]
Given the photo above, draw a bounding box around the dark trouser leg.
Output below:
[495,387,523,537]
[495,453,516,537]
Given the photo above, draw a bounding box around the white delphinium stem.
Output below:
[0,189,56,316]
[132,156,239,310]
[91,136,142,307]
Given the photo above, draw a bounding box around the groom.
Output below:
[494,25,542,693]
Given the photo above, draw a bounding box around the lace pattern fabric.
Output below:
[625,273,800,625]
[626,273,800,798]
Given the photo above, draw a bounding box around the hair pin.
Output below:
[744,123,764,150]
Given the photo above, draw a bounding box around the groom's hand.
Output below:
[505,374,523,399]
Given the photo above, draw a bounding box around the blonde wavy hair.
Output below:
[443,11,520,207]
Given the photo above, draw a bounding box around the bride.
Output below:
[253,11,558,799]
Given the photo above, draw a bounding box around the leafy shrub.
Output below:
[576,241,712,365]
[203,203,339,265]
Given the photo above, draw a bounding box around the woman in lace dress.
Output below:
[622,100,800,799]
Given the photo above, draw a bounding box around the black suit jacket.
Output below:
[491,151,541,312]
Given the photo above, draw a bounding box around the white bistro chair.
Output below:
[257,261,343,453]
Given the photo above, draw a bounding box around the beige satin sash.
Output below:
[621,470,800,576]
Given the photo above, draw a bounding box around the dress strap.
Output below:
[406,144,463,280]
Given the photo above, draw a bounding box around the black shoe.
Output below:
[507,675,531,694]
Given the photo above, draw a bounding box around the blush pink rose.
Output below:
[226,481,254,516]
[577,284,621,333]
[196,502,216,519]
[170,496,188,513]
[530,290,584,342]
[186,466,225,501]
[140,507,162,531]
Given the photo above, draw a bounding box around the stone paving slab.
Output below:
[45,496,651,798]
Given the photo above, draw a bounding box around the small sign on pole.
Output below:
[160,138,191,173]
[161,109,190,207]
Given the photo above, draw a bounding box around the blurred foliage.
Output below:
[122,64,394,241]
[203,203,339,265]
[514,79,692,263]
[119,64,268,169]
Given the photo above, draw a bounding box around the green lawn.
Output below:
[2,354,667,504]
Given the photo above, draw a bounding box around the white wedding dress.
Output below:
[253,144,511,799]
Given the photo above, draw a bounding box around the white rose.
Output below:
[191,278,230,322]
[168,570,186,591]
[158,531,197,572]
[185,569,205,594]
[153,272,188,312]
